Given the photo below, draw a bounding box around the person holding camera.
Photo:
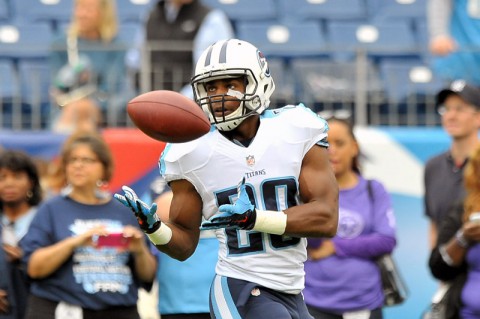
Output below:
[20,131,156,319]
[429,144,480,319]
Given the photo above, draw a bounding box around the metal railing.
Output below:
[0,45,451,130]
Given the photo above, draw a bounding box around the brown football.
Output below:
[127,90,211,143]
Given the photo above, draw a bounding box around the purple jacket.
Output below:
[303,176,396,313]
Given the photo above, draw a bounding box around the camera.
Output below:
[95,233,130,248]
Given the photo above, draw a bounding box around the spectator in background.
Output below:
[30,157,65,200]
[424,80,480,249]
[148,178,217,319]
[304,115,396,319]
[20,131,157,319]
[0,150,43,319]
[127,0,234,94]
[427,0,480,86]
[50,0,132,132]
[429,144,480,319]
[423,80,480,319]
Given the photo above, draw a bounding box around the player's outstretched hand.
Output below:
[201,178,257,230]
[114,186,161,234]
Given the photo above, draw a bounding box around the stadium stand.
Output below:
[0,59,17,101]
[379,59,443,102]
[118,22,142,44]
[0,59,51,130]
[326,20,419,62]
[0,0,454,127]
[290,58,384,112]
[379,58,445,125]
[236,20,327,59]
[414,20,431,63]
[0,0,8,22]
[11,0,72,30]
[116,0,153,23]
[55,21,142,50]
[201,0,277,26]
[367,0,426,26]
[278,0,367,23]
[18,60,52,128]
[0,22,53,60]
[266,57,296,107]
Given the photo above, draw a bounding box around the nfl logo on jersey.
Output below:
[246,155,255,167]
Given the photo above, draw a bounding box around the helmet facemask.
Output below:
[193,72,263,131]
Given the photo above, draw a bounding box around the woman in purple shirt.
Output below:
[304,116,397,319]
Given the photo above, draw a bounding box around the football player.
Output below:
[116,39,339,319]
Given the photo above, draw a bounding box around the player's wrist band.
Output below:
[147,223,173,245]
[455,229,470,248]
[439,245,454,266]
[253,209,287,235]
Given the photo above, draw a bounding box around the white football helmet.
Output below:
[191,39,276,131]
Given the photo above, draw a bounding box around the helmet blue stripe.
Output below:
[219,40,229,64]
[204,45,214,67]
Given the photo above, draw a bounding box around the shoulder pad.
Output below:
[265,104,328,131]
[159,132,216,181]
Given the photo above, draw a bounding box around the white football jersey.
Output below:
[160,104,328,294]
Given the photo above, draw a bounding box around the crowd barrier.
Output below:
[0,126,453,319]
[0,46,450,130]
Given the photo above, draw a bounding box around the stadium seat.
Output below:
[0,60,49,129]
[0,59,18,100]
[290,58,383,106]
[56,21,141,44]
[266,58,295,107]
[18,59,52,128]
[0,22,53,59]
[326,20,418,61]
[367,0,426,25]
[12,0,72,26]
[117,0,153,23]
[378,58,447,125]
[415,20,431,62]
[201,0,277,23]
[379,58,445,102]
[118,22,141,45]
[278,0,367,22]
[0,0,9,22]
[18,60,51,105]
[236,21,327,59]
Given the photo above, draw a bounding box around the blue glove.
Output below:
[114,185,161,233]
[201,178,257,230]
